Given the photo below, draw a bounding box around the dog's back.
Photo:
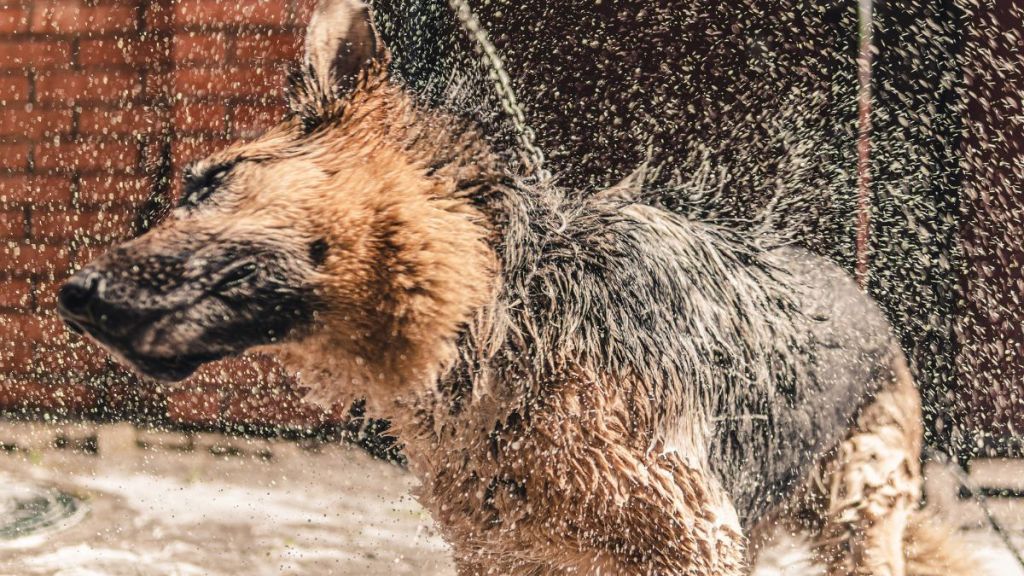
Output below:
[712,246,899,525]
[616,204,898,527]
[602,203,973,576]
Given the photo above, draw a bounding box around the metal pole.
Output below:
[855,0,874,289]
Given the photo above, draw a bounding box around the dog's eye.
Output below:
[180,162,236,208]
[215,262,259,292]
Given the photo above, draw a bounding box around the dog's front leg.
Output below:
[452,452,747,576]
[486,380,748,575]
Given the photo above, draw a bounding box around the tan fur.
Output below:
[111,66,496,410]
[305,0,383,95]
[146,8,971,570]
[903,514,980,576]
[191,70,501,410]
[395,370,746,575]
[223,74,969,575]
[60,3,976,571]
[778,353,976,576]
[812,353,922,576]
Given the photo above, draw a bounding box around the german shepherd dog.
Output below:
[58,1,972,574]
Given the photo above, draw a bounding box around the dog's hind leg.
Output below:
[811,352,923,576]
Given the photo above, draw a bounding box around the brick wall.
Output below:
[0,0,344,432]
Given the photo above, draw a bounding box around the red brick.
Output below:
[33,340,110,376]
[0,143,30,170]
[223,390,328,428]
[193,356,285,387]
[173,67,282,100]
[3,243,73,277]
[36,309,113,376]
[0,107,73,139]
[0,379,95,414]
[31,209,133,243]
[71,244,114,271]
[0,314,44,342]
[141,69,174,101]
[230,104,283,137]
[0,175,74,206]
[36,71,142,104]
[0,279,32,309]
[78,174,151,205]
[35,139,140,173]
[0,349,33,373]
[32,280,62,312]
[292,0,315,26]
[0,379,41,401]
[78,106,153,136]
[174,0,290,27]
[233,32,301,63]
[30,2,139,34]
[0,209,26,239]
[142,1,174,32]
[0,7,29,34]
[167,390,222,424]
[99,379,166,418]
[173,33,229,64]
[79,37,161,68]
[246,354,287,379]
[33,314,70,341]
[173,102,226,134]
[5,314,104,375]
[0,0,342,421]
[173,137,233,165]
[0,75,30,103]
[0,40,72,69]
[32,325,105,354]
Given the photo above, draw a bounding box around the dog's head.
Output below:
[59,0,495,392]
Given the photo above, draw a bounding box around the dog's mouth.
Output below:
[59,288,317,383]
[61,312,232,382]
[58,240,320,383]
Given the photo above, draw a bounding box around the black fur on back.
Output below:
[449,180,895,526]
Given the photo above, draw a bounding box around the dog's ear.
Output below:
[304,0,388,95]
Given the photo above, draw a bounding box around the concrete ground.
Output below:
[0,422,1021,576]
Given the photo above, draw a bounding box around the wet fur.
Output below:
[75,2,976,573]
[271,68,972,574]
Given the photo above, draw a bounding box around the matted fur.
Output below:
[268,66,969,574]
[61,2,977,574]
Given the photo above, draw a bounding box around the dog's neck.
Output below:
[272,73,523,412]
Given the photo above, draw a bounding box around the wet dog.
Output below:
[59,1,971,573]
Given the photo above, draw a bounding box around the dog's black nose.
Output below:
[58,274,99,318]
[58,272,151,339]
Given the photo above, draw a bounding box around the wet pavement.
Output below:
[0,422,1020,576]
[0,423,450,576]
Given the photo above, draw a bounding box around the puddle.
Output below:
[0,474,86,548]
[0,433,454,575]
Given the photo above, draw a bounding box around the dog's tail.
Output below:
[904,511,979,576]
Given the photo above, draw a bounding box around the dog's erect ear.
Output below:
[304,0,388,95]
